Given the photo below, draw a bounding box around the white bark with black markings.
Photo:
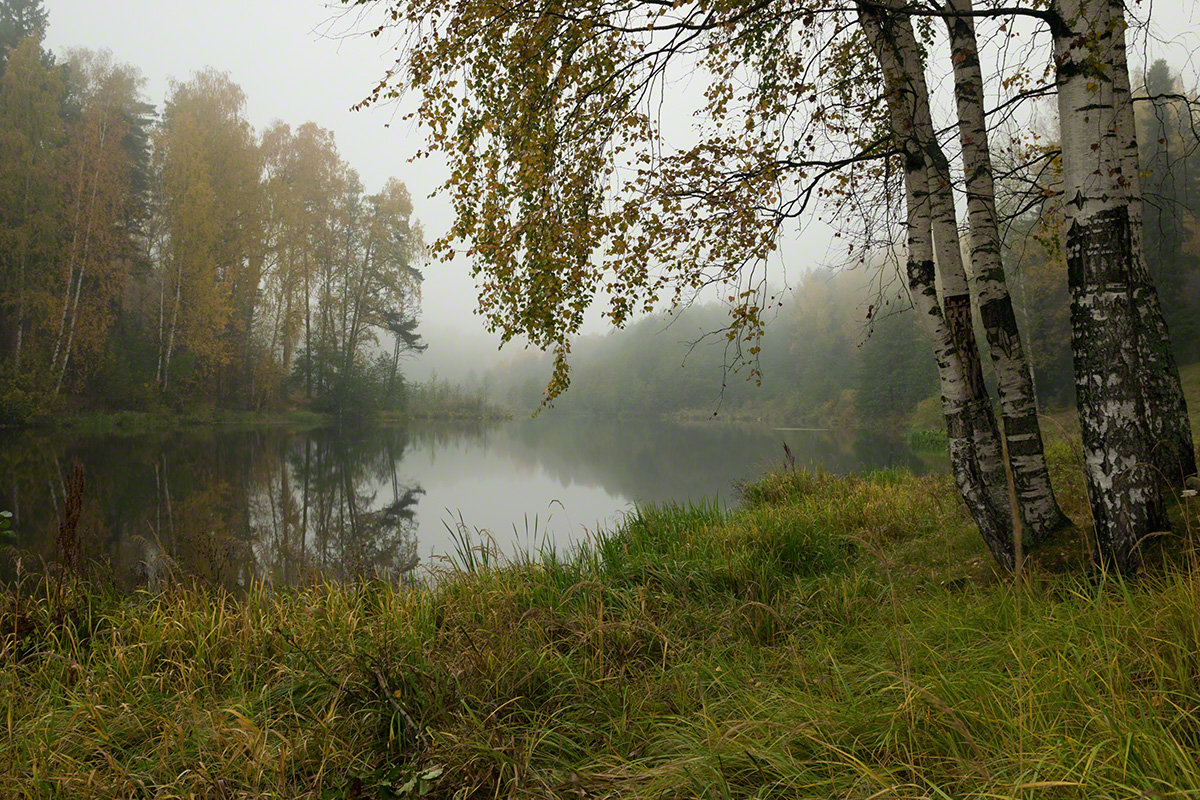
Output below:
[1102,0,1196,485]
[944,0,1071,542]
[1052,0,1182,570]
[859,2,1015,567]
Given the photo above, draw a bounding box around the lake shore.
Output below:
[3,404,513,435]
[6,438,1200,798]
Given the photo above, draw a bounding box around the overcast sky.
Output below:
[42,0,1200,379]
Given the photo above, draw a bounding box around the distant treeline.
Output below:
[0,4,426,423]
[491,273,941,425]
[492,61,1200,426]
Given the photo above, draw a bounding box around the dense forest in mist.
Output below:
[490,63,1200,426]
[3,0,1199,430]
[0,3,426,423]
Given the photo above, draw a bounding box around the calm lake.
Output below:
[0,417,946,589]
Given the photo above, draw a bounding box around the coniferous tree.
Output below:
[0,0,47,72]
[1139,60,1200,365]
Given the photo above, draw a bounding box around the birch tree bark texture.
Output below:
[944,0,1072,542]
[1101,0,1196,486]
[1051,0,1193,570]
[858,1,1015,568]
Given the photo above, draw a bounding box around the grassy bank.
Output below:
[4,442,1200,798]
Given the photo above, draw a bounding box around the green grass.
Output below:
[906,427,949,451]
[4,457,1200,798]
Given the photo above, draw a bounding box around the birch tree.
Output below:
[152,70,261,400]
[944,0,1070,540]
[45,51,142,397]
[856,0,1019,565]
[345,0,1074,565]
[259,121,344,400]
[1049,0,1195,569]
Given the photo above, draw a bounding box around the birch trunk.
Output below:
[155,244,166,388]
[895,23,1011,533]
[344,240,375,381]
[1104,0,1196,484]
[14,274,26,374]
[859,2,1015,567]
[945,0,1071,541]
[1052,0,1169,570]
[50,146,92,374]
[304,252,312,399]
[13,173,33,373]
[54,113,110,396]
[160,259,182,393]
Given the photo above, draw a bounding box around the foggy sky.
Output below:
[43,0,1200,382]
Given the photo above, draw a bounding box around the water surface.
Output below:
[0,417,944,588]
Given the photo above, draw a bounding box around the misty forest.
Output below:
[4,0,1200,797]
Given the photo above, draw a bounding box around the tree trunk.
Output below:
[160,260,182,393]
[304,251,312,399]
[55,113,110,397]
[1052,0,1173,570]
[50,147,91,376]
[344,240,375,383]
[155,240,166,388]
[13,173,34,373]
[1103,0,1196,485]
[945,0,1071,542]
[859,1,1014,568]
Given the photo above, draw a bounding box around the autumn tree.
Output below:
[857,0,1019,564]
[41,50,144,397]
[339,178,424,390]
[259,121,345,403]
[0,35,61,383]
[0,6,429,419]
[151,69,262,401]
[305,172,424,414]
[346,0,1068,565]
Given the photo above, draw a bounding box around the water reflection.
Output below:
[0,427,424,590]
[0,418,945,588]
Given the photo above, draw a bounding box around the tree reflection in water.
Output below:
[1,417,946,592]
[0,426,424,591]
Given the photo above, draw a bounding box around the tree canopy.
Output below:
[349,0,1198,570]
[347,0,1098,403]
[350,0,919,399]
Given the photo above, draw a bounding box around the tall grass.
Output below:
[4,460,1200,798]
